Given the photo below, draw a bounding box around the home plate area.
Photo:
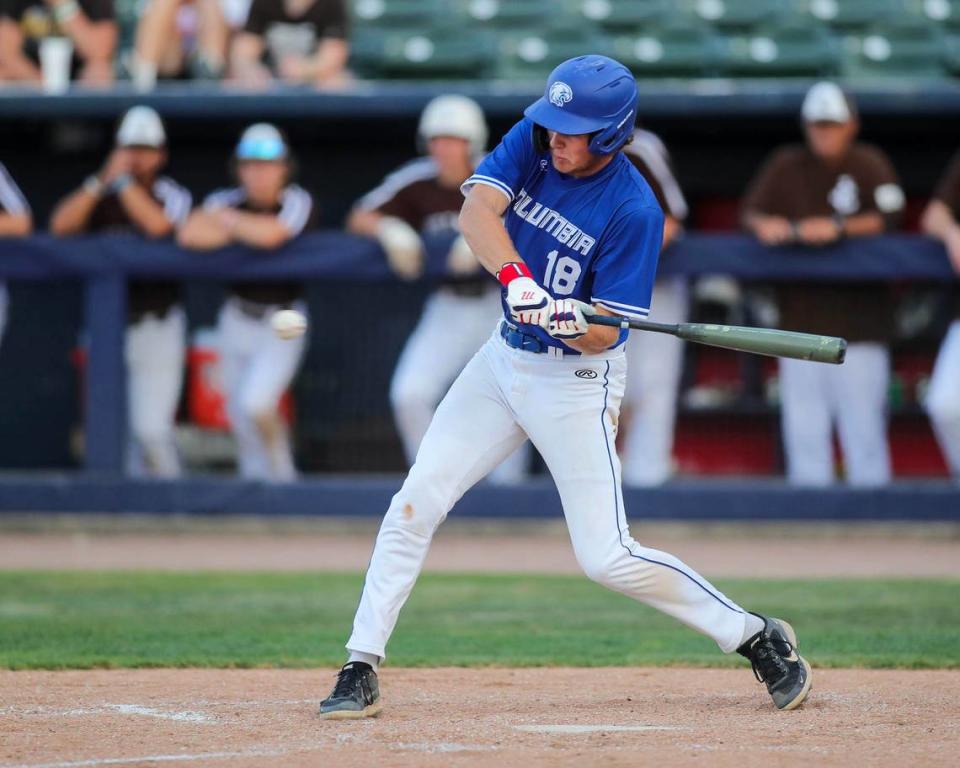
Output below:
[1,668,958,768]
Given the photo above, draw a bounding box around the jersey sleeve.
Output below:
[243,0,268,35]
[589,204,663,320]
[0,162,30,215]
[461,118,537,205]
[858,146,904,230]
[278,185,314,235]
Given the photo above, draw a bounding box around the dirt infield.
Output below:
[1,668,957,768]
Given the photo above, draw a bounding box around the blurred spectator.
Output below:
[229,0,348,88]
[347,94,527,484]
[0,0,116,85]
[742,82,904,487]
[620,128,689,487]
[178,123,315,481]
[920,156,960,480]
[130,0,251,89]
[0,162,32,354]
[50,106,191,477]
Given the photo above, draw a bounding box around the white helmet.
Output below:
[418,95,488,158]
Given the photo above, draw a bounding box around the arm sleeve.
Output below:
[589,204,663,320]
[278,185,314,236]
[859,146,904,230]
[461,117,537,205]
[0,163,30,215]
[203,188,244,210]
[933,152,960,219]
[81,0,115,22]
[243,0,267,35]
[313,0,348,38]
[740,148,794,220]
[155,179,192,226]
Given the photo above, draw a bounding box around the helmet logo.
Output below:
[549,81,573,107]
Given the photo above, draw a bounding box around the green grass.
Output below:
[0,573,957,669]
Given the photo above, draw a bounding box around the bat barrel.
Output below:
[678,324,847,364]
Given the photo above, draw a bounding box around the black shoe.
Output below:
[737,613,812,711]
[319,662,382,719]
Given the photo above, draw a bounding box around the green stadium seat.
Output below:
[495,27,609,80]
[920,0,960,29]
[611,22,722,77]
[843,20,947,76]
[350,26,495,79]
[351,0,448,26]
[684,0,786,30]
[576,0,669,33]
[799,0,906,30]
[716,21,840,76]
[463,0,569,28]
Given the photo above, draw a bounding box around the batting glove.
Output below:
[498,262,551,329]
[547,299,591,340]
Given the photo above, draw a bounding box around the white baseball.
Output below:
[271,309,307,340]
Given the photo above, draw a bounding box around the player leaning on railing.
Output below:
[320,55,812,720]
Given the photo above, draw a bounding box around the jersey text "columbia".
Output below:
[512,189,597,256]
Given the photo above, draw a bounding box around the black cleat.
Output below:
[737,613,812,711]
[319,662,383,720]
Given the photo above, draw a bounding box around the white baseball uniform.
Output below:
[204,184,314,481]
[345,118,752,663]
[357,157,529,483]
[621,130,690,486]
[926,319,960,478]
[0,163,30,353]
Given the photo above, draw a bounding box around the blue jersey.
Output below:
[462,117,664,351]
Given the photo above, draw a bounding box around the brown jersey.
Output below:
[244,0,347,70]
[742,143,905,342]
[357,157,484,294]
[203,184,318,306]
[623,129,688,224]
[84,175,192,320]
[931,150,960,317]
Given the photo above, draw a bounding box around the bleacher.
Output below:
[342,0,960,81]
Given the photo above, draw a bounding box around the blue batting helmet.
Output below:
[524,55,638,156]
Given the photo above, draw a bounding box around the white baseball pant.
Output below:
[125,306,186,478]
[621,277,689,486]
[346,329,750,660]
[389,285,529,484]
[779,342,891,486]
[926,319,960,479]
[218,297,307,481]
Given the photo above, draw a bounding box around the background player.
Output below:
[320,55,811,719]
[921,154,960,480]
[178,123,316,481]
[50,106,192,477]
[620,128,689,486]
[742,82,904,486]
[347,94,527,483]
[0,162,32,355]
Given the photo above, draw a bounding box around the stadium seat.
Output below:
[575,0,669,33]
[611,21,722,77]
[716,21,841,76]
[920,0,960,29]
[463,0,571,28]
[351,0,448,26]
[350,26,495,79]
[844,20,948,77]
[684,0,786,30]
[495,27,609,80]
[799,0,907,30]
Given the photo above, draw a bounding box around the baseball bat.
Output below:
[585,314,846,364]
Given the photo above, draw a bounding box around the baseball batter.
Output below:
[347,94,527,483]
[320,56,811,719]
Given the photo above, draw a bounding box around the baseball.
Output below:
[271,309,307,340]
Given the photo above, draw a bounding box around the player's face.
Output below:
[126,147,165,180]
[547,131,609,177]
[428,136,471,174]
[805,120,857,162]
[237,160,287,204]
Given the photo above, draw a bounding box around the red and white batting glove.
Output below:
[498,262,551,329]
[547,299,591,340]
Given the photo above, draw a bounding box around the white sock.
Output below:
[739,613,766,646]
[347,651,380,671]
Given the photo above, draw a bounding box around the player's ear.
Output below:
[532,124,550,152]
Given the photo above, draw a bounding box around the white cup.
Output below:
[39,37,74,94]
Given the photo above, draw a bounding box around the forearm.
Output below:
[313,38,348,82]
[346,208,382,237]
[837,211,885,238]
[662,216,682,248]
[0,25,41,80]
[229,212,291,249]
[59,12,115,64]
[459,191,523,277]
[922,201,960,273]
[0,213,32,236]
[177,210,231,250]
[230,33,265,77]
[49,187,98,235]
[118,183,174,238]
[562,305,620,354]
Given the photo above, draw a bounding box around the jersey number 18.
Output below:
[544,250,582,296]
